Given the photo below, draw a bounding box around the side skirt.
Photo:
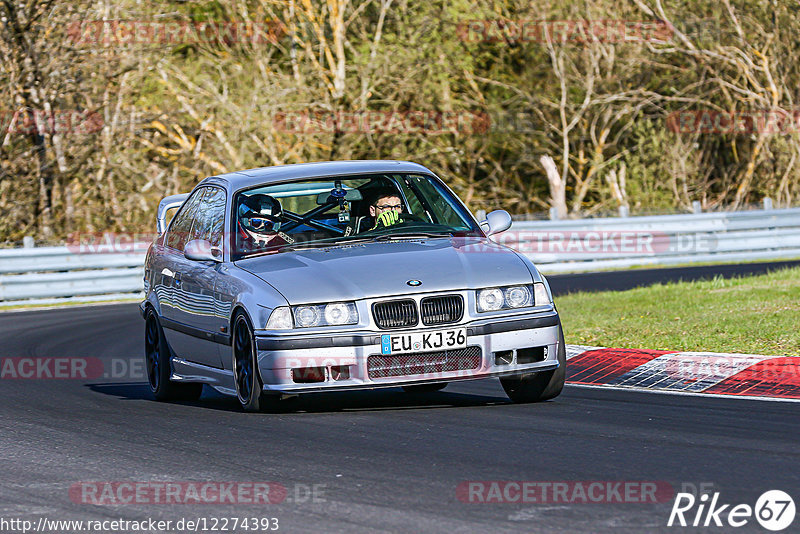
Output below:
[171,357,236,396]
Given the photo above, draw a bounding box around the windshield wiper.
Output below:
[278,232,451,252]
[278,241,339,252]
[373,232,452,241]
[279,235,378,252]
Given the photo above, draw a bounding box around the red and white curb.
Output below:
[565,345,800,401]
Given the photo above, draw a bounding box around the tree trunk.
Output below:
[541,155,567,219]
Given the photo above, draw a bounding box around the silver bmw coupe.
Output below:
[141,161,565,411]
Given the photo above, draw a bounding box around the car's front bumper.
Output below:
[253,311,561,393]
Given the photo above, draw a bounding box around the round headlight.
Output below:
[478,288,504,311]
[324,303,350,325]
[294,306,320,328]
[505,286,531,308]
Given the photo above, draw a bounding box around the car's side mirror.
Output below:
[184,239,222,262]
[481,210,512,236]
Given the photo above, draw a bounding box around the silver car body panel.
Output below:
[236,237,541,305]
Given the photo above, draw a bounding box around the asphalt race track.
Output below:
[1,265,799,533]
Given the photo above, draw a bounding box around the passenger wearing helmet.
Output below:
[237,194,293,251]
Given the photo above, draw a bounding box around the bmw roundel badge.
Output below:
[406,279,422,287]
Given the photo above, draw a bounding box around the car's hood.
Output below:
[235,237,533,304]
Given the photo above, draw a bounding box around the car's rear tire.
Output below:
[402,383,447,393]
[144,308,203,402]
[232,312,266,412]
[500,324,566,403]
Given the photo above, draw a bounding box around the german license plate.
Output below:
[380,328,467,355]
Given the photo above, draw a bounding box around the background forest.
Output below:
[2,0,800,244]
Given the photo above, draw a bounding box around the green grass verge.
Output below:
[539,255,800,275]
[557,266,800,355]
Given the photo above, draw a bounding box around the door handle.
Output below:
[174,272,182,287]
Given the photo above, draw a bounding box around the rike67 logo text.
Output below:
[668,490,795,531]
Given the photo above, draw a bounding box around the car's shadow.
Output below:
[87,382,512,414]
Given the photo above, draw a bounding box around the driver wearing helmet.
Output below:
[237,194,294,251]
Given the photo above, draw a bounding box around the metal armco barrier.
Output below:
[1,207,799,305]
[0,246,145,305]
[503,207,800,273]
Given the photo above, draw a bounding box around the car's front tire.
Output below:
[500,324,566,403]
[144,308,203,402]
[232,312,267,412]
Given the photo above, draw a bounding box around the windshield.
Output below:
[231,173,482,259]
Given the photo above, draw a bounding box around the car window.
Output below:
[190,187,226,248]
[166,187,205,251]
[395,179,429,222]
[405,175,467,227]
[232,174,481,259]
